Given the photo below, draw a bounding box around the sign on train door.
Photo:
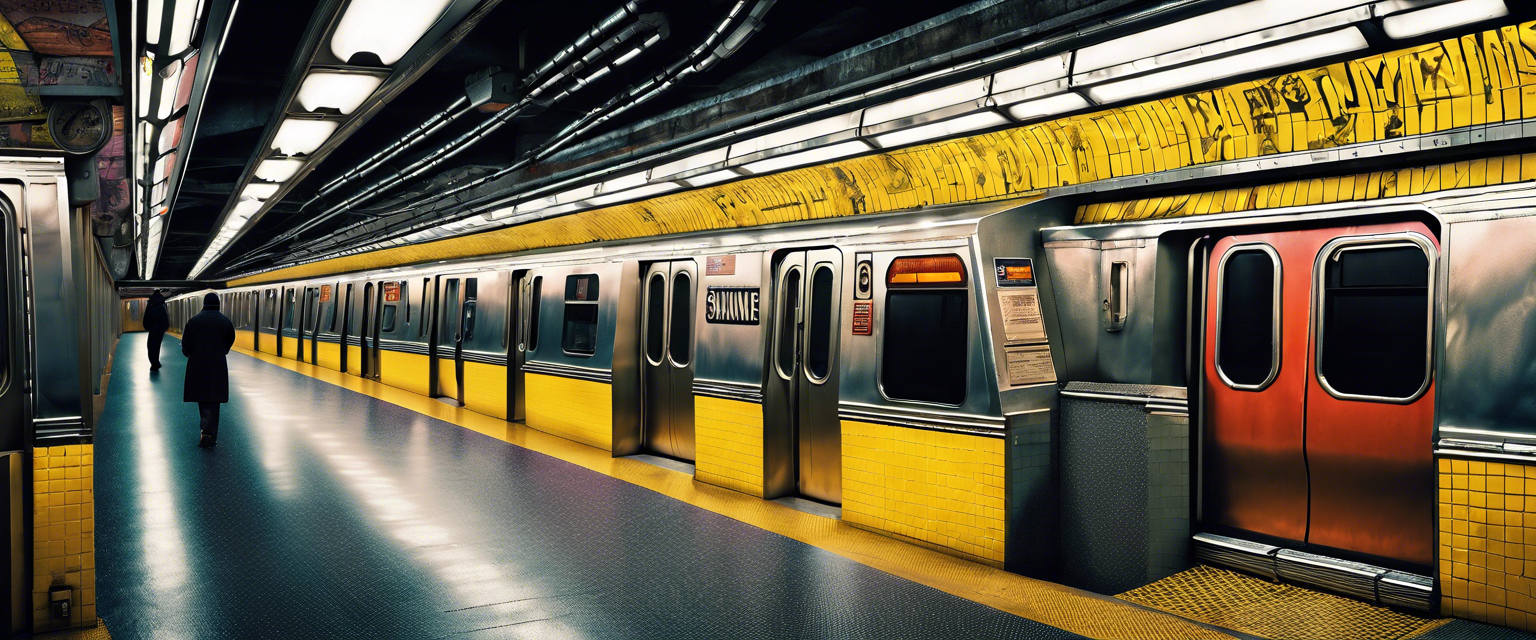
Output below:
[1203,221,1437,568]
[768,248,843,504]
[641,260,698,461]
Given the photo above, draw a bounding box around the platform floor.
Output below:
[98,334,1155,639]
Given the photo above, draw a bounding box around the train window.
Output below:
[265,290,277,329]
[805,266,834,380]
[562,274,599,356]
[1317,241,1432,400]
[882,255,969,405]
[669,271,692,365]
[382,305,398,333]
[463,279,478,341]
[1216,246,1280,389]
[775,269,801,379]
[645,273,665,364]
[419,278,430,337]
[525,276,543,352]
[284,290,296,329]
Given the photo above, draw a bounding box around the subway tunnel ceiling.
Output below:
[158,0,1143,281]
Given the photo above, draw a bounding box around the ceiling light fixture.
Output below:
[255,158,306,182]
[1085,28,1367,104]
[1005,92,1090,122]
[242,183,281,200]
[271,118,340,155]
[329,0,455,65]
[1382,0,1508,39]
[740,140,873,175]
[296,71,386,114]
[870,111,1009,149]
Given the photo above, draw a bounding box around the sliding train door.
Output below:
[304,286,321,363]
[434,276,470,404]
[513,273,541,422]
[768,248,843,504]
[641,260,697,460]
[1203,221,1436,568]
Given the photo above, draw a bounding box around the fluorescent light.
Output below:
[871,111,1009,149]
[1086,28,1367,104]
[730,112,861,158]
[684,168,744,187]
[585,181,682,207]
[1074,0,1362,73]
[599,170,649,194]
[514,196,556,214]
[992,54,1071,93]
[241,183,280,200]
[230,198,262,222]
[168,0,201,54]
[136,57,154,118]
[255,158,305,182]
[157,62,181,119]
[651,147,729,178]
[863,77,989,126]
[1006,92,1091,121]
[147,0,165,45]
[485,206,516,220]
[554,184,598,204]
[1382,0,1508,39]
[157,118,182,153]
[271,119,339,155]
[154,152,176,180]
[740,140,873,175]
[296,71,385,115]
[329,0,455,66]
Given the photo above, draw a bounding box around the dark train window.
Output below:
[775,269,801,378]
[1217,247,1279,388]
[645,273,665,363]
[562,274,599,356]
[463,279,479,341]
[382,305,398,333]
[882,255,969,405]
[265,290,277,329]
[284,290,296,329]
[527,276,543,351]
[669,271,692,366]
[805,266,834,380]
[1318,242,1432,400]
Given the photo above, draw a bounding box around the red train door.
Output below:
[1204,221,1437,568]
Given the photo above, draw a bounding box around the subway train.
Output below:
[164,165,1536,613]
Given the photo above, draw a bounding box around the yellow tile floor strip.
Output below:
[229,346,1231,640]
[1119,566,1452,640]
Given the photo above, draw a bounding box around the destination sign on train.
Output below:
[706,287,760,325]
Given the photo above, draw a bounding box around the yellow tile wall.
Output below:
[233,19,1536,287]
[1438,457,1536,631]
[31,445,95,631]
[463,360,509,420]
[841,420,1006,565]
[315,341,342,372]
[694,396,765,497]
[379,350,431,396]
[525,373,613,450]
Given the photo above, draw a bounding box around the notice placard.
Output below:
[994,258,1037,287]
[383,281,401,302]
[851,302,872,335]
[706,255,736,276]
[1004,344,1056,386]
[998,288,1046,343]
[319,284,332,302]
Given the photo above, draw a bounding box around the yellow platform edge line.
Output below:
[225,345,1232,640]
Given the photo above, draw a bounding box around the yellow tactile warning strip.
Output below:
[1119,566,1451,640]
[34,618,111,639]
[230,19,1535,287]
[230,346,1232,640]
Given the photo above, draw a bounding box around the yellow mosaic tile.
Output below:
[694,396,765,497]
[524,373,613,450]
[841,420,1005,565]
[31,444,96,632]
[1437,457,1536,631]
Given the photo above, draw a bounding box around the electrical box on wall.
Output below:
[49,586,70,620]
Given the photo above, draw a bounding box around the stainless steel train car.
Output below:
[167,175,1536,614]
[1,154,122,634]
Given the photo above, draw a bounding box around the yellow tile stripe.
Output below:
[1438,457,1536,631]
[229,345,1232,640]
[694,396,766,497]
[32,445,96,632]
[230,19,1535,287]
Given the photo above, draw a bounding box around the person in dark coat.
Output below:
[142,290,170,371]
[182,293,235,448]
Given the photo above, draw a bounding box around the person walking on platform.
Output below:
[182,293,235,448]
[143,289,170,371]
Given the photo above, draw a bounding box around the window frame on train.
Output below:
[878,254,970,407]
[524,276,542,353]
[1313,233,1437,404]
[561,274,600,357]
[1215,242,1282,391]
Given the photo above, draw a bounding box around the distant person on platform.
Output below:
[142,289,170,371]
[182,293,235,448]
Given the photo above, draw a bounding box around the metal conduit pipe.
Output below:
[303,1,648,208]
[273,0,774,264]
[231,11,666,264]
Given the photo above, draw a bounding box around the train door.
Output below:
[339,284,353,372]
[1203,221,1436,568]
[434,276,473,404]
[770,248,843,504]
[641,260,697,460]
[513,273,541,422]
[306,287,321,364]
[359,282,375,378]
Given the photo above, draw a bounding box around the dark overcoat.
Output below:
[143,292,169,333]
[182,303,235,403]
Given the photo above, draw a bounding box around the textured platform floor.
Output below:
[96,333,1094,639]
[1120,566,1533,640]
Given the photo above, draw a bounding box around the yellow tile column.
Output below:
[31,444,95,632]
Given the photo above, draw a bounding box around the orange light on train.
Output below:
[886,255,967,286]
